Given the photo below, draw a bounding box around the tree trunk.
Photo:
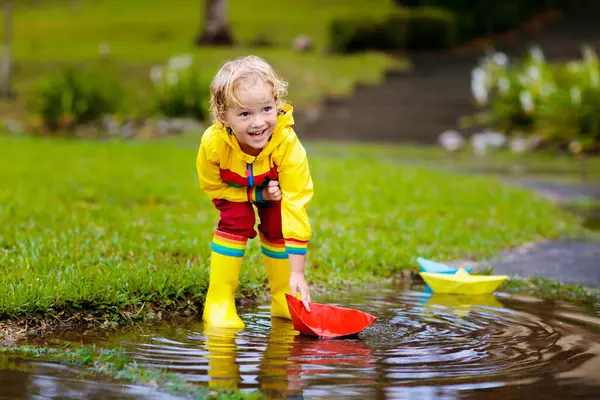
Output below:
[195,0,234,46]
[1,0,14,99]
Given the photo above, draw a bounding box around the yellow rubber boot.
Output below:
[260,234,292,319]
[202,230,247,329]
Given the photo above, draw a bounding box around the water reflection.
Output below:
[0,356,180,399]
[200,316,378,398]
[202,325,243,390]
[5,288,600,399]
[421,293,505,317]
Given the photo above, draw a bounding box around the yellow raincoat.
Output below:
[196,104,313,254]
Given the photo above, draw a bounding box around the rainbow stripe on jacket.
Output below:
[284,238,308,256]
[212,230,248,258]
[260,235,288,259]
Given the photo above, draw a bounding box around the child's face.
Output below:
[223,80,278,155]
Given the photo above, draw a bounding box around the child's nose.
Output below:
[251,115,264,127]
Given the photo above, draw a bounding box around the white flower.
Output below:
[168,54,193,70]
[520,91,535,113]
[493,52,509,66]
[570,87,581,105]
[471,67,488,105]
[530,46,545,62]
[582,45,597,62]
[150,65,163,85]
[510,136,528,153]
[471,133,488,156]
[481,129,507,148]
[526,65,541,81]
[438,130,465,152]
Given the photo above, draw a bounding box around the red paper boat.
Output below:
[285,294,377,339]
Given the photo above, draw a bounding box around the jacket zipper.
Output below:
[246,159,256,187]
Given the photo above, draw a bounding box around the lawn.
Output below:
[1,0,405,119]
[306,142,600,183]
[0,133,588,321]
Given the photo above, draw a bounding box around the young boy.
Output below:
[196,55,313,329]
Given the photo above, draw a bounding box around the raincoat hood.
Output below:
[214,103,296,163]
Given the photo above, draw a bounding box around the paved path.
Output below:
[476,240,600,287]
[477,180,600,287]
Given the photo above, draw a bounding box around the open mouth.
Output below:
[248,128,267,137]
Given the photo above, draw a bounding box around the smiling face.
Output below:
[223,79,278,156]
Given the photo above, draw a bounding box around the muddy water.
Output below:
[3,288,600,399]
[0,357,182,399]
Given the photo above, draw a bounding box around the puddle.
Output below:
[7,288,600,399]
[0,356,182,400]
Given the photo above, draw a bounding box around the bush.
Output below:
[406,7,456,50]
[464,45,600,153]
[149,54,211,121]
[329,1,600,55]
[31,68,124,131]
[328,12,409,53]
[328,7,454,53]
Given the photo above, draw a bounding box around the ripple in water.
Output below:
[94,289,600,399]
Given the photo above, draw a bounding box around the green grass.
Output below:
[13,0,397,58]
[500,277,600,304]
[2,0,405,119]
[0,134,589,321]
[306,142,600,182]
[0,344,264,399]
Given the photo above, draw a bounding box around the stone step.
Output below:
[295,18,600,144]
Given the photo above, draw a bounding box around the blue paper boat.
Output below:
[417,257,472,274]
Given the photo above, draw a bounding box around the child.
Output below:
[196,55,313,329]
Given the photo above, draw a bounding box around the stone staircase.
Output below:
[294,16,600,144]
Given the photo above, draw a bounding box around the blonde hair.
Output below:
[209,55,288,123]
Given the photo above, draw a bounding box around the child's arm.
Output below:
[196,140,261,203]
[277,133,314,309]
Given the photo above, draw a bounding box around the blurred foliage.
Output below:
[30,68,125,131]
[422,0,600,37]
[329,7,456,53]
[149,55,212,121]
[3,0,402,124]
[329,0,600,54]
[465,45,600,153]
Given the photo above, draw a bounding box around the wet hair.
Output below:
[209,55,288,123]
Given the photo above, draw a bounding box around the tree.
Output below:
[195,0,234,46]
[1,0,14,98]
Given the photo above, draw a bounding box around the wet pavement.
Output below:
[475,240,600,287]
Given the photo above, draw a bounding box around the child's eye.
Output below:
[239,112,249,117]
[263,106,272,112]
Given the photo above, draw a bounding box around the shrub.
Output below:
[464,45,600,153]
[328,7,454,53]
[31,68,124,131]
[149,54,211,121]
[328,11,410,53]
[406,7,456,50]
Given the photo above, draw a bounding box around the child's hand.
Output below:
[262,180,282,202]
[290,271,311,312]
